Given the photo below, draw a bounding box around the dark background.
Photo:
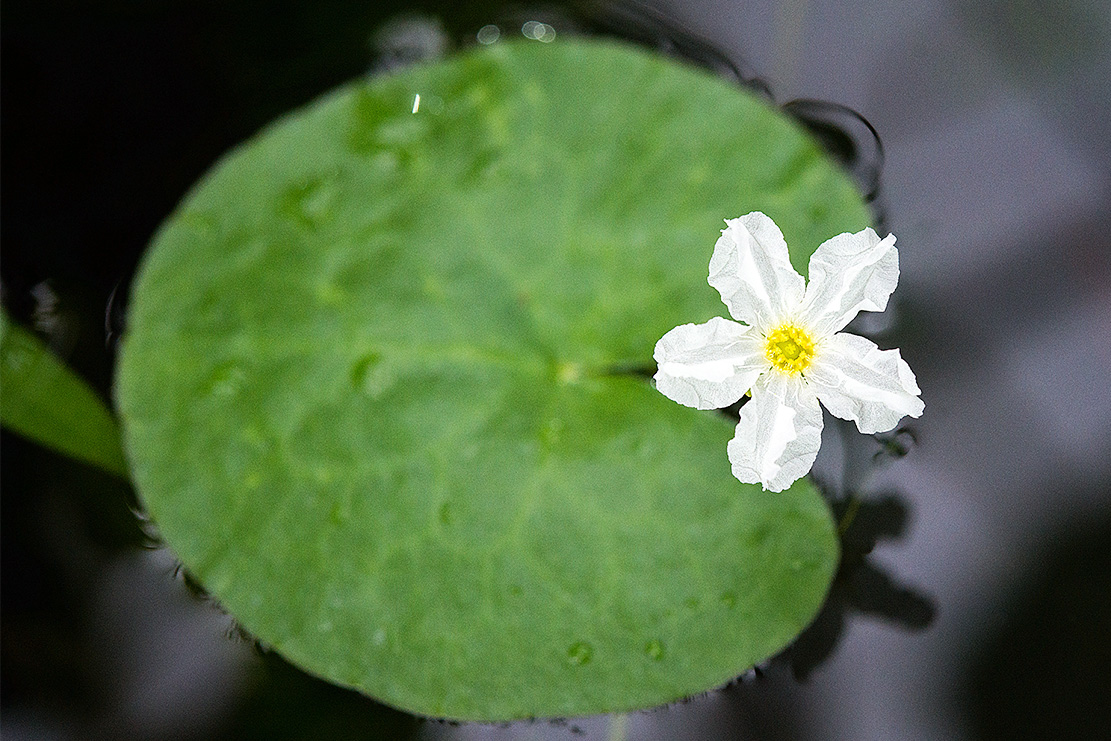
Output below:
[4,1,1110,739]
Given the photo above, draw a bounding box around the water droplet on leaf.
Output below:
[202,361,246,398]
[350,352,394,398]
[281,176,338,228]
[350,352,380,385]
[644,639,665,661]
[566,641,593,666]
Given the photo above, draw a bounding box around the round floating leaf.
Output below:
[117,39,869,721]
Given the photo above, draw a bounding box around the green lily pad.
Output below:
[116,38,869,720]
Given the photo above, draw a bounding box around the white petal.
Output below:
[807,332,924,434]
[708,212,805,331]
[653,317,767,410]
[727,372,823,492]
[800,228,899,336]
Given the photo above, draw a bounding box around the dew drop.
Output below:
[369,151,399,173]
[644,638,665,661]
[202,361,246,398]
[350,352,380,386]
[281,176,338,228]
[566,641,593,666]
[350,352,395,398]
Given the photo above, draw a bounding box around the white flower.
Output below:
[653,212,924,492]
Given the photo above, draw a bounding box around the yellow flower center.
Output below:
[765,323,816,375]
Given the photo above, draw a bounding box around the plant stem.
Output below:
[607,713,629,741]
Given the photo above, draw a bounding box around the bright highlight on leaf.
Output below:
[115,40,868,721]
[653,212,924,492]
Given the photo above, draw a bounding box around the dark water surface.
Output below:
[4,1,1110,739]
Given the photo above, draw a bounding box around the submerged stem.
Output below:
[607,713,629,741]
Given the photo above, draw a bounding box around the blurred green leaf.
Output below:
[117,39,870,720]
[1,310,128,477]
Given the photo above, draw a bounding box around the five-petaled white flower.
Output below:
[653,212,924,492]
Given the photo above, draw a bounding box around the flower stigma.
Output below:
[764,323,816,375]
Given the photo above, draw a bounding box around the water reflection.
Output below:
[563,0,772,96]
[781,99,886,207]
[782,493,935,680]
[370,14,450,74]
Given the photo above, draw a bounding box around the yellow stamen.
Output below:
[765,323,816,375]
